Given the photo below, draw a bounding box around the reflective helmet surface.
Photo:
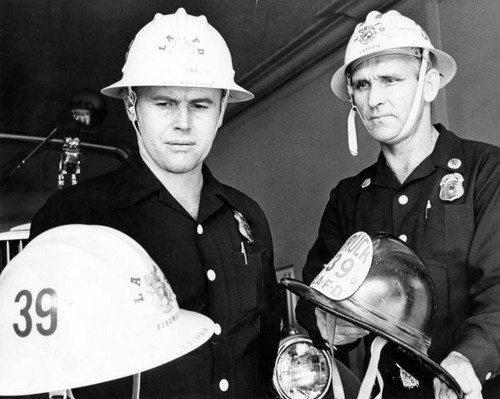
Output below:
[282,231,463,397]
[0,224,214,395]
[101,8,253,103]
[331,10,457,100]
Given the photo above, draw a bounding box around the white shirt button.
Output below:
[486,372,492,380]
[399,234,408,242]
[398,195,409,205]
[219,378,229,392]
[197,224,203,234]
[207,269,216,281]
[214,323,222,335]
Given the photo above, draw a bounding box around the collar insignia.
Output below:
[447,158,462,169]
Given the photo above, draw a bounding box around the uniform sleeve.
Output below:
[453,152,500,382]
[295,186,346,348]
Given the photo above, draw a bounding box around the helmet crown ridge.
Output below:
[102,8,253,103]
[330,9,457,100]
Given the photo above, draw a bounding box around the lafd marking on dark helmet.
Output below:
[311,231,373,300]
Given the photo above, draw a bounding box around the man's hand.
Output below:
[433,351,482,399]
[314,308,368,346]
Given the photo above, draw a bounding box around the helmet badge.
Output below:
[131,262,176,315]
[357,24,380,45]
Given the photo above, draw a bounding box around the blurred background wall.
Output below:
[208,0,500,276]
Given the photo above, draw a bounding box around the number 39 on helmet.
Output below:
[0,224,214,396]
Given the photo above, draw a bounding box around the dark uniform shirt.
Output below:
[296,125,500,397]
[28,151,282,399]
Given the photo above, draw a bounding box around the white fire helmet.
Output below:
[330,10,457,156]
[101,8,253,103]
[331,10,457,100]
[0,224,214,396]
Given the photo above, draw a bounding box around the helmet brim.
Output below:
[331,47,457,101]
[282,278,464,399]
[0,309,214,395]
[101,80,254,103]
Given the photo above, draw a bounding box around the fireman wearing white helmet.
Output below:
[296,9,500,399]
[29,7,281,399]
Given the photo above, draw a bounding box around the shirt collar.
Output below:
[430,124,466,174]
[352,124,465,195]
[110,152,237,221]
[110,151,163,210]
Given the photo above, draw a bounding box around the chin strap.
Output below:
[347,106,359,156]
[132,373,141,399]
[357,336,388,399]
[327,318,346,399]
[396,49,429,140]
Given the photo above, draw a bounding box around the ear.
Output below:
[423,68,441,103]
[123,91,137,123]
[216,91,229,129]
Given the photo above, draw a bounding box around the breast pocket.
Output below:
[233,251,264,314]
[414,202,473,263]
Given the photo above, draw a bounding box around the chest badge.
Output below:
[439,173,464,202]
[234,210,254,244]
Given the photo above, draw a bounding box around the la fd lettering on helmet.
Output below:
[101,8,253,141]
[330,10,457,156]
[101,8,253,103]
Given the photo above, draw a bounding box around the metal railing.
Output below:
[0,224,30,272]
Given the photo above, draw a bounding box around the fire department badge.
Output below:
[234,210,254,244]
[439,173,464,202]
[358,25,378,44]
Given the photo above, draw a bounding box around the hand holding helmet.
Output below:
[434,351,482,399]
[315,308,368,347]
[283,231,465,398]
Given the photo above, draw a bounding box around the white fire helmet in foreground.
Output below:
[282,231,464,399]
[0,224,214,396]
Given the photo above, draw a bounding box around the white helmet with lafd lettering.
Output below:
[0,224,214,396]
[330,10,457,156]
[101,7,253,103]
